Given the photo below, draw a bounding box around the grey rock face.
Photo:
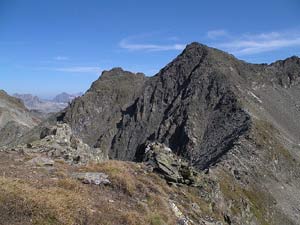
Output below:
[110,43,251,169]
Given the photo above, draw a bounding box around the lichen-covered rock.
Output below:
[142,142,200,186]
[169,201,191,225]
[26,156,54,167]
[72,172,111,185]
[14,123,107,164]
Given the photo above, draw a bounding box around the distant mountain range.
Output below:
[53,92,83,103]
[13,92,82,114]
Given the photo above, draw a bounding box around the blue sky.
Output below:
[1,0,300,98]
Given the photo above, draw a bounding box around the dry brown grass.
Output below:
[0,177,91,225]
[253,119,294,162]
[0,158,181,225]
[0,155,226,225]
[79,160,140,195]
[78,160,171,197]
[77,160,177,224]
[217,169,274,225]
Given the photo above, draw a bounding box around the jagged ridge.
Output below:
[59,43,252,169]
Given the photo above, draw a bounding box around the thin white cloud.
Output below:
[207,29,229,39]
[248,32,281,40]
[119,38,186,52]
[53,56,69,61]
[213,30,300,56]
[54,66,100,73]
[167,36,180,41]
[222,38,300,55]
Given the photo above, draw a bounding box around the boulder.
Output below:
[26,156,54,167]
[72,172,111,185]
[169,201,191,225]
[40,127,57,139]
[142,142,200,186]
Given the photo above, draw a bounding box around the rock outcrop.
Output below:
[26,156,54,167]
[142,142,200,186]
[72,172,111,185]
[11,123,107,164]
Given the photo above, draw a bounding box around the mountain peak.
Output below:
[53,92,80,103]
[185,41,208,49]
[100,67,145,79]
[180,42,209,56]
[102,67,125,74]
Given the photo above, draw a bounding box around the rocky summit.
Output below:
[2,42,300,225]
[62,67,147,156]
[47,44,252,171]
[55,42,300,224]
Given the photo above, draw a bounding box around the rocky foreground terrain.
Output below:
[1,42,300,225]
